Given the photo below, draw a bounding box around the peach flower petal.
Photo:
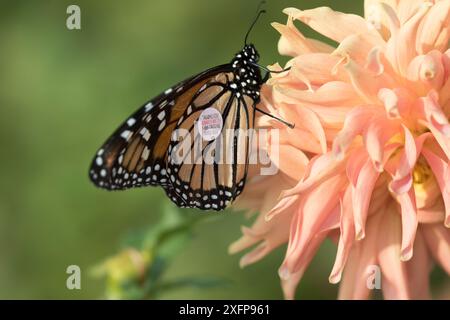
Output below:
[422,148,450,226]
[338,207,383,299]
[284,7,383,44]
[352,158,380,240]
[422,223,450,273]
[377,204,411,299]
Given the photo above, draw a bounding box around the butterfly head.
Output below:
[230,44,263,100]
[235,44,259,63]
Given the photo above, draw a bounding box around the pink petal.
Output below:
[407,50,446,93]
[440,64,450,108]
[333,33,386,67]
[239,208,294,268]
[352,158,380,240]
[422,148,450,227]
[405,230,432,299]
[378,87,417,122]
[378,88,400,118]
[389,129,429,194]
[417,199,446,224]
[329,187,355,284]
[363,115,401,172]
[290,53,350,85]
[338,208,383,299]
[283,176,345,275]
[272,17,334,57]
[396,187,418,262]
[342,58,396,103]
[265,194,299,222]
[274,80,363,107]
[280,232,328,299]
[278,103,327,154]
[278,128,323,154]
[272,144,309,181]
[364,1,400,40]
[377,203,411,299]
[366,47,386,76]
[422,223,450,274]
[346,148,369,187]
[416,0,450,54]
[396,1,431,24]
[234,172,286,213]
[332,107,377,160]
[385,2,432,76]
[419,93,450,159]
[284,7,383,44]
[281,152,344,197]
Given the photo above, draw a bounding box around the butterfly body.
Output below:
[89,44,264,211]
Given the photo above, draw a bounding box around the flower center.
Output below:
[413,158,432,185]
[412,157,439,209]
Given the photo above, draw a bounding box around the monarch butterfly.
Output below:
[89,7,292,211]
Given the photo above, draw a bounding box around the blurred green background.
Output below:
[0,0,446,299]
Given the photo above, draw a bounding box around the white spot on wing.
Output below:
[158,120,166,131]
[127,118,136,126]
[140,127,151,141]
[120,130,132,140]
[145,102,154,111]
[142,147,150,160]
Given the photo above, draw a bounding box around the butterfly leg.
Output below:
[252,63,291,78]
[254,106,295,129]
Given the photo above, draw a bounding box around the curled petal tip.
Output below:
[332,139,347,161]
[387,108,400,119]
[445,217,450,228]
[265,205,283,221]
[228,240,243,255]
[356,230,365,241]
[264,212,274,222]
[373,160,384,173]
[333,148,345,161]
[278,265,291,281]
[278,189,299,201]
[328,272,342,284]
[239,257,250,269]
[400,248,413,262]
[278,190,288,200]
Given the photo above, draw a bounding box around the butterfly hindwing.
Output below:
[165,71,256,210]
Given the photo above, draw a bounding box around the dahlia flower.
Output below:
[231,0,450,299]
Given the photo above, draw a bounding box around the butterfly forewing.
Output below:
[89,65,231,191]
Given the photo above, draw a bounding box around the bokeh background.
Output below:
[0,0,448,299]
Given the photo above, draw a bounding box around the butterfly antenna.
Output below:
[244,1,267,45]
[255,106,295,129]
